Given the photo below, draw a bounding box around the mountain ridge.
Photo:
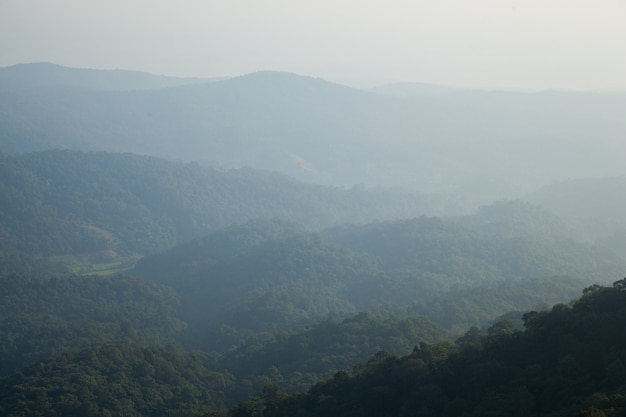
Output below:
[1,63,625,208]
[0,62,224,92]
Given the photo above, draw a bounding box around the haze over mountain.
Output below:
[370,82,457,98]
[3,1,625,92]
[3,1,626,414]
[2,63,625,210]
[0,62,222,92]
[0,149,437,276]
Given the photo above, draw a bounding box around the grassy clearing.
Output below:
[50,253,142,276]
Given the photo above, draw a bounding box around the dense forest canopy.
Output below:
[241,280,626,417]
[131,217,624,335]
[1,63,625,416]
[4,280,626,416]
[0,273,185,376]
[0,150,433,274]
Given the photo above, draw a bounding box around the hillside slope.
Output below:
[249,280,626,417]
[131,218,623,338]
[2,64,625,203]
[0,150,431,274]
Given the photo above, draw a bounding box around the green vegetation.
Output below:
[237,280,626,417]
[323,216,623,282]
[1,147,625,416]
[0,344,233,417]
[49,253,141,276]
[1,62,626,417]
[216,313,447,398]
[131,217,618,341]
[3,208,619,415]
[5,280,626,416]
[0,273,185,376]
[0,150,431,275]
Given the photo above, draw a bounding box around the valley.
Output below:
[0,63,625,417]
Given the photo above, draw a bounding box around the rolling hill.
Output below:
[0,149,433,274]
[2,63,625,207]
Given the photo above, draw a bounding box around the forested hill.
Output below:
[0,150,431,273]
[5,280,626,416]
[523,177,626,252]
[237,280,626,417]
[2,63,625,203]
[131,218,623,338]
[131,220,383,336]
[0,273,185,375]
[322,217,623,282]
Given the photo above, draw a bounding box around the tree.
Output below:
[574,406,607,417]
[488,320,515,337]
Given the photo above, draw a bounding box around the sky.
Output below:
[1,0,626,90]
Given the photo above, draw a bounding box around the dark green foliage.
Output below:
[575,407,607,417]
[0,273,185,375]
[133,221,382,345]
[217,313,447,396]
[3,204,619,415]
[0,150,430,271]
[256,282,626,417]
[132,217,616,342]
[406,275,586,331]
[1,67,625,417]
[0,268,449,414]
[131,218,306,288]
[0,343,233,417]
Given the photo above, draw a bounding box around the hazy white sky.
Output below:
[1,0,625,90]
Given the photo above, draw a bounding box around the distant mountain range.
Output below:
[0,62,223,91]
[369,82,457,97]
[3,63,626,417]
[1,63,625,208]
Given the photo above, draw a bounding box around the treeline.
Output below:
[132,218,622,337]
[216,313,447,399]
[0,303,448,415]
[2,151,622,277]
[4,207,620,391]
[323,215,620,282]
[0,150,431,273]
[2,212,622,370]
[2,151,626,416]
[4,280,626,416]
[236,280,626,417]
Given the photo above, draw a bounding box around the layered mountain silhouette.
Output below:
[1,63,625,206]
